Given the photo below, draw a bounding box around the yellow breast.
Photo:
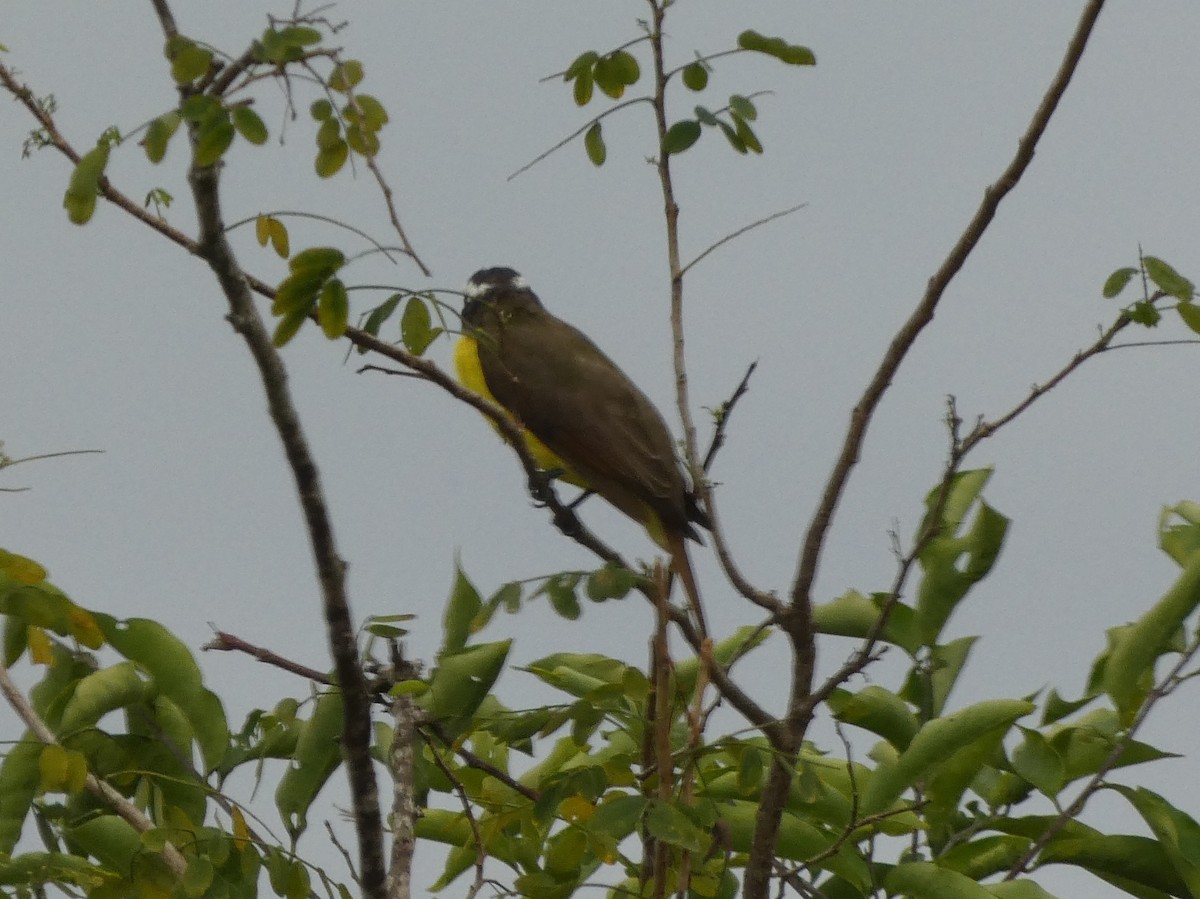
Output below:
[453,335,586,487]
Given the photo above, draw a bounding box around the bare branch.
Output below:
[427,743,488,899]
[791,0,1108,611]
[204,629,332,683]
[386,646,419,899]
[680,203,807,278]
[186,131,387,899]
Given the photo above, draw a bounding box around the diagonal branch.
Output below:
[791,0,1108,610]
[179,65,389,899]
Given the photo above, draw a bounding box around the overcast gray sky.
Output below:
[4,3,1200,896]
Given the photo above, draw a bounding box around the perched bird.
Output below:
[455,266,709,628]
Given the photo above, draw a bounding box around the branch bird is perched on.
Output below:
[455,266,709,629]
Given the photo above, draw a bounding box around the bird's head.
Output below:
[462,267,544,327]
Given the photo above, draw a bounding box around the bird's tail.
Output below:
[667,530,709,641]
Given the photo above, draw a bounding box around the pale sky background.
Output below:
[4,3,1200,896]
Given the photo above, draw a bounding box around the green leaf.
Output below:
[1010,726,1065,797]
[317,278,348,339]
[66,814,143,873]
[1104,550,1200,722]
[663,120,702,155]
[717,120,747,154]
[348,93,389,131]
[593,54,625,99]
[442,565,482,656]
[645,800,709,853]
[180,94,222,124]
[900,635,979,719]
[272,270,324,317]
[1039,833,1187,896]
[1127,299,1161,326]
[231,106,268,145]
[542,573,581,620]
[1143,255,1194,301]
[400,296,438,354]
[736,30,817,66]
[165,36,213,84]
[272,309,309,347]
[694,105,719,126]
[1102,266,1138,298]
[275,689,344,840]
[860,698,1034,816]
[289,246,345,276]
[315,140,348,177]
[193,114,235,167]
[884,861,996,899]
[362,294,402,339]
[1160,502,1200,565]
[573,70,594,106]
[95,615,229,771]
[828,685,918,750]
[731,113,763,154]
[310,98,333,121]
[729,94,757,121]
[0,739,41,855]
[329,59,364,92]
[812,589,922,653]
[682,63,708,91]
[423,640,511,725]
[63,143,110,225]
[58,661,146,735]
[345,123,380,157]
[1109,785,1200,896]
[584,121,606,166]
[141,111,181,164]
[915,469,1008,645]
[609,50,640,85]
[1176,301,1200,335]
[585,564,636,601]
[564,51,599,80]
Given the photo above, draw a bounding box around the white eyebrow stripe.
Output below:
[464,273,530,298]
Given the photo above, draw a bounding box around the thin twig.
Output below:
[0,449,105,469]
[961,309,1133,454]
[701,361,757,474]
[507,96,653,181]
[425,722,541,802]
[204,629,332,682]
[680,203,806,278]
[427,744,488,899]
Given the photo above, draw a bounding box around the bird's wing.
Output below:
[483,313,685,518]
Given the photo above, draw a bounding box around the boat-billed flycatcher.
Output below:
[455,267,709,628]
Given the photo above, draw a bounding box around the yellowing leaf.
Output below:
[231,806,251,849]
[27,626,52,665]
[68,607,105,650]
[0,550,47,584]
[559,795,595,823]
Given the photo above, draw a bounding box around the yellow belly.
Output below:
[454,335,587,488]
